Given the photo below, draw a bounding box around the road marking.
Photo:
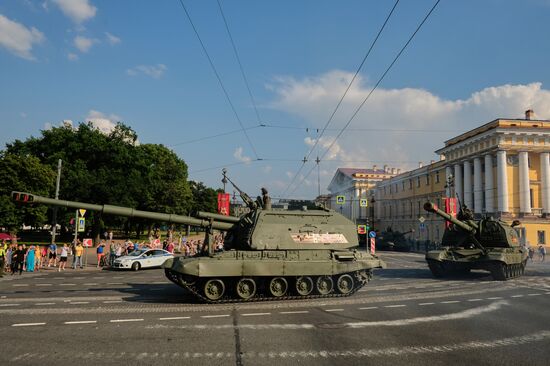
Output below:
[110,319,144,323]
[74,277,85,279]
[511,295,524,298]
[279,311,308,314]
[151,281,168,284]
[35,302,55,306]
[12,284,29,287]
[359,306,378,310]
[242,312,271,316]
[384,304,406,308]
[201,314,230,319]
[92,277,105,279]
[59,283,76,286]
[467,298,483,302]
[35,284,52,287]
[103,300,123,304]
[83,283,98,286]
[65,320,97,325]
[0,303,20,307]
[440,301,460,304]
[69,301,90,305]
[12,322,46,327]
[486,297,503,300]
[418,302,435,306]
[107,283,124,285]
[325,309,344,312]
[527,293,542,296]
[159,317,190,321]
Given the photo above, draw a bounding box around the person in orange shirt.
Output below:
[73,242,84,269]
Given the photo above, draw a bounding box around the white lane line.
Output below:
[103,300,123,304]
[325,309,344,312]
[59,283,76,286]
[440,301,460,304]
[418,302,435,306]
[201,314,230,319]
[467,298,483,302]
[12,323,46,327]
[35,302,56,306]
[92,277,105,279]
[384,304,406,308]
[53,277,64,279]
[511,295,524,298]
[65,321,97,325]
[107,283,124,285]
[486,297,503,300]
[279,311,309,315]
[69,301,90,305]
[12,284,29,287]
[74,277,85,279]
[242,313,271,317]
[35,284,52,287]
[359,306,378,310]
[159,317,190,321]
[0,303,20,307]
[151,281,168,284]
[528,293,542,296]
[83,283,98,286]
[110,319,144,323]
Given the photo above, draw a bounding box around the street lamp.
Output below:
[370,195,376,233]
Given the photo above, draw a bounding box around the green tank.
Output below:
[423,201,528,280]
[378,229,414,252]
[11,181,385,303]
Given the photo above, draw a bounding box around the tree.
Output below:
[0,153,55,231]
[189,181,222,214]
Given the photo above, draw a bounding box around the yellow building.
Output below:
[376,110,550,249]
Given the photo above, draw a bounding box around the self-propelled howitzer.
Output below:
[424,201,528,280]
[12,190,385,302]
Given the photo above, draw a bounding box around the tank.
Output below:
[423,201,528,280]
[378,229,414,251]
[11,179,385,303]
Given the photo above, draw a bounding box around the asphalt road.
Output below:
[1,252,549,366]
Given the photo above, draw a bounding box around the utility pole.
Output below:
[51,159,62,244]
[316,157,321,197]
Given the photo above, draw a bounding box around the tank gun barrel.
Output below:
[197,211,240,223]
[423,201,478,233]
[11,192,234,231]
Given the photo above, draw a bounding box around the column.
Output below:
[519,151,531,214]
[463,160,473,208]
[454,163,463,202]
[473,157,483,213]
[445,166,453,197]
[541,152,550,214]
[355,188,360,220]
[497,150,509,212]
[484,154,495,213]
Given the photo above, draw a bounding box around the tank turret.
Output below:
[423,201,528,281]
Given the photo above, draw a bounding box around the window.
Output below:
[402,181,405,191]
[409,179,413,189]
[417,177,421,187]
[426,174,430,185]
[436,171,440,183]
[538,231,546,245]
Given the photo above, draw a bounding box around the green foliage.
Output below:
[189,181,223,214]
[0,153,56,230]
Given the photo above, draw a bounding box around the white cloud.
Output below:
[67,52,78,61]
[85,110,120,134]
[269,70,550,195]
[126,64,167,79]
[233,147,252,164]
[105,32,120,45]
[52,0,97,23]
[0,14,44,60]
[20,112,27,118]
[74,35,97,53]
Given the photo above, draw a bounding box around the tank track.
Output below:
[165,269,370,304]
[490,260,527,281]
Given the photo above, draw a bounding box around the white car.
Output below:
[112,249,174,271]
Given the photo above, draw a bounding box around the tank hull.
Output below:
[426,247,529,280]
[163,249,385,303]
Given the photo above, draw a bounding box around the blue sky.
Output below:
[1,0,550,199]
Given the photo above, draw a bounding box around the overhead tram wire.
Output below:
[280,0,401,198]
[261,123,461,133]
[169,125,261,147]
[176,0,260,160]
[288,0,442,198]
[216,0,263,125]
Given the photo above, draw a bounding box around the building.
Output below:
[376,110,550,248]
[327,166,397,222]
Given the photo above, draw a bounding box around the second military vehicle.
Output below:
[423,201,528,280]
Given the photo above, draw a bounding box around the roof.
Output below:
[337,168,389,178]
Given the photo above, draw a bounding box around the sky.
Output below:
[1,0,550,200]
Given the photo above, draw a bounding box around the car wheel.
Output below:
[132,262,141,271]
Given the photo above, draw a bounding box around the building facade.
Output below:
[376,110,550,248]
[327,167,397,222]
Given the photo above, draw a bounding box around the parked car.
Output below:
[113,249,174,271]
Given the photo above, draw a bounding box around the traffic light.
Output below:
[12,192,34,203]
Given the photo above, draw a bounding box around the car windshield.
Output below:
[128,249,147,257]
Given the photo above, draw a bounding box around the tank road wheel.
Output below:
[336,274,354,295]
[490,263,506,281]
[295,276,314,296]
[236,278,257,300]
[427,260,445,278]
[269,277,288,297]
[203,279,225,301]
[316,276,334,295]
